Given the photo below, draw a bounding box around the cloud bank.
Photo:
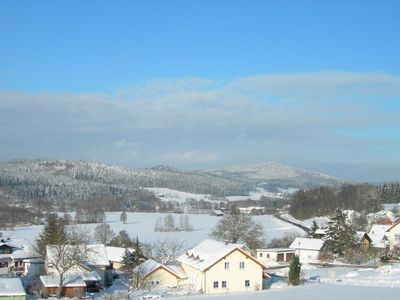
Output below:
[0,72,399,182]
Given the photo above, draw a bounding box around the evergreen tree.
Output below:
[308,221,319,238]
[35,214,66,258]
[324,208,357,256]
[289,255,301,286]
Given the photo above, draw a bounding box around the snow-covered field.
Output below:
[169,284,399,300]
[145,188,211,203]
[4,212,305,247]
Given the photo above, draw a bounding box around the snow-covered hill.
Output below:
[208,162,347,192]
[0,159,347,207]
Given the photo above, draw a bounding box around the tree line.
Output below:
[289,184,383,220]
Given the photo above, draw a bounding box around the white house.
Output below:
[385,220,400,250]
[289,238,324,263]
[256,248,295,266]
[177,239,268,295]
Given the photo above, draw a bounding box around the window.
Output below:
[239,261,245,269]
[213,281,219,288]
[224,262,229,269]
[222,281,227,288]
[156,280,160,285]
[245,280,250,287]
[259,253,263,257]
[266,254,270,258]
[395,234,400,241]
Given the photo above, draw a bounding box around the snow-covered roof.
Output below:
[178,239,265,272]
[355,231,371,242]
[314,229,326,235]
[106,246,134,263]
[368,225,390,248]
[47,244,110,267]
[0,239,37,260]
[81,271,102,282]
[289,238,324,251]
[0,278,26,296]
[257,248,294,253]
[137,259,186,279]
[40,274,87,288]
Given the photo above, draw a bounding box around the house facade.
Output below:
[385,221,400,250]
[178,240,268,295]
[256,248,295,264]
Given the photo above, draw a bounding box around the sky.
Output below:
[0,0,399,183]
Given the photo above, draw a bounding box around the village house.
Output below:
[355,231,373,250]
[0,237,38,276]
[385,220,400,250]
[136,259,187,289]
[0,277,26,300]
[289,238,324,263]
[256,248,295,266]
[177,239,268,295]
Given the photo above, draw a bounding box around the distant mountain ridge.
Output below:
[0,159,347,207]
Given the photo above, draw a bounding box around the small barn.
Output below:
[40,275,86,298]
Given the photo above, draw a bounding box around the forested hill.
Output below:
[289,183,400,220]
[0,159,346,209]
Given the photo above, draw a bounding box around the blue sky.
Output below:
[0,0,399,182]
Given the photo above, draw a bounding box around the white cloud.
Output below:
[0,71,399,181]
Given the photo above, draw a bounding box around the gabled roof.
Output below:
[137,259,186,279]
[0,278,26,296]
[368,224,390,248]
[289,238,324,251]
[0,239,37,260]
[356,231,372,243]
[178,239,267,272]
[386,219,400,232]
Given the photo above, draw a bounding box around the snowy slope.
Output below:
[145,188,211,203]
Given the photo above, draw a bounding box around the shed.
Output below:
[0,278,26,300]
[40,275,86,298]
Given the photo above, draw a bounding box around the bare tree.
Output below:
[150,238,186,265]
[120,210,128,224]
[46,229,91,298]
[163,214,176,232]
[154,217,163,232]
[179,214,193,231]
[210,212,266,250]
[93,223,115,245]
